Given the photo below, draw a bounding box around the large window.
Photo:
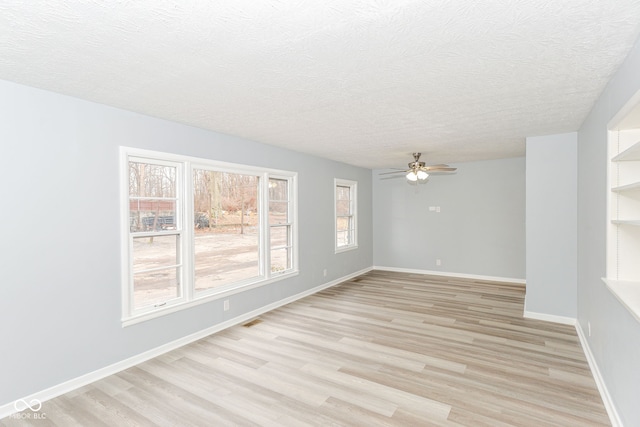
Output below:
[122,148,297,325]
[335,179,357,252]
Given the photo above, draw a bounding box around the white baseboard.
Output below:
[522,310,576,325]
[575,323,622,427]
[0,267,372,420]
[373,265,526,285]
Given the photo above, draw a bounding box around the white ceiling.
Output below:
[2,1,640,169]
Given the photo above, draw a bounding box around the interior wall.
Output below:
[525,132,577,320]
[0,79,373,408]
[577,35,640,426]
[372,157,526,280]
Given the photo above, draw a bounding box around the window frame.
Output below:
[120,147,298,326]
[268,176,295,275]
[126,157,185,316]
[334,178,358,253]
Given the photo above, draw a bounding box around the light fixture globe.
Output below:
[406,171,418,181]
[417,170,429,181]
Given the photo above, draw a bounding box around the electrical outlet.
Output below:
[224,300,229,311]
[436,259,442,266]
[323,269,327,277]
[588,321,591,337]
[436,206,441,213]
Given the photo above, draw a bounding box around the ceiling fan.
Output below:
[380,153,457,182]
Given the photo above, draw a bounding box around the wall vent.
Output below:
[242,318,262,328]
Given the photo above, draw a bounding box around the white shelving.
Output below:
[601,278,640,322]
[607,128,640,322]
[611,219,640,226]
[612,140,640,161]
[611,180,640,192]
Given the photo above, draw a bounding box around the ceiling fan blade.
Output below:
[378,170,409,175]
[427,170,457,175]
[424,166,456,172]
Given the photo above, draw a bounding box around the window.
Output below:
[121,148,297,325]
[269,178,293,273]
[128,160,183,311]
[192,169,260,293]
[335,179,357,252]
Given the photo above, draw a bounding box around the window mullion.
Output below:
[262,173,270,279]
[183,162,194,302]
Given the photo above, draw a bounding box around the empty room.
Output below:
[2,1,640,426]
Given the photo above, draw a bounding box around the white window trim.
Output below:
[120,147,298,326]
[334,178,358,253]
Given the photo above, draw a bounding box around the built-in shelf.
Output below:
[607,109,640,324]
[602,278,640,322]
[611,219,640,226]
[612,140,640,161]
[612,181,640,192]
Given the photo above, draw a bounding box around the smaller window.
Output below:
[335,179,357,252]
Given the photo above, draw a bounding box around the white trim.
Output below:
[575,323,622,427]
[373,265,526,284]
[0,267,372,420]
[522,309,576,325]
[122,271,300,327]
[602,278,640,323]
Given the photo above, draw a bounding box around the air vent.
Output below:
[242,318,262,328]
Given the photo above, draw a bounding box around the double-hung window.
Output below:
[121,148,297,325]
[269,178,293,273]
[128,159,184,311]
[335,179,357,252]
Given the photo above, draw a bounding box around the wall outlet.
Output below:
[436,206,441,213]
[224,300,229,311]
[588,321,591,337]
[436,259,442,266]
[429,206,436,212]
[323,269,327,277]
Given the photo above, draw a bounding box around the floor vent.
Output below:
[242,318,262,328]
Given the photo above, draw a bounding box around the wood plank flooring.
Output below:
[2,271,610,426]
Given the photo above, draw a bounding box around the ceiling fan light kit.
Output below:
[406,170,429,182]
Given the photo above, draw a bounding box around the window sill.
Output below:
[122,270,299,327]
[335,244,358,254]
[602,278,640,323]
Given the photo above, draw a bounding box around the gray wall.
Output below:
[525,133,577,319]
[373,157,526,280]
[577,36,640,425]
[0,80,373,407]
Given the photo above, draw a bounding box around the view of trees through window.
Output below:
[129,161,182,310]
[269,178,291,272]
[124,152,297,319]
[193,169,260,292]
[336,184,354,247]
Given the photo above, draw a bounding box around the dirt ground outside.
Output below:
[131,222,288,309]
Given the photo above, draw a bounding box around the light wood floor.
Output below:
[3,271,610,426]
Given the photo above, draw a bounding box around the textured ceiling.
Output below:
[2,1,640,169]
